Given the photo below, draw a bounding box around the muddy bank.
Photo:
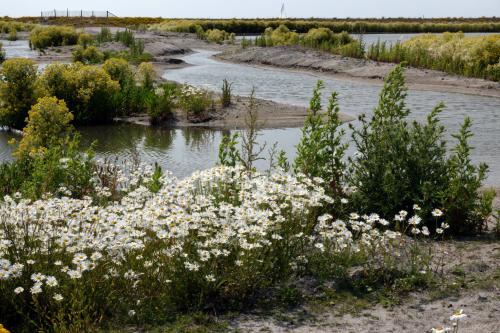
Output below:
[217,46,500,98]
[117,94,355,130]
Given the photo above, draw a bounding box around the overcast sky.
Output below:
[2,0,499,18]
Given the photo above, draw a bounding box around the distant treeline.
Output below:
[6,17,500,33]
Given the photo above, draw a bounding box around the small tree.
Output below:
[0,58,39,129]
[14,96,74,158]
[221,79,233,108]
[443,118,494,235]
[239,90,266,171]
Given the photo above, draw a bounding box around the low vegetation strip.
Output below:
[367,32,500,81]
[149,18,500,34]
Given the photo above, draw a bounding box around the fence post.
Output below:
[67,8,69,17]
[107,11,109,19]
[54,9,56,18]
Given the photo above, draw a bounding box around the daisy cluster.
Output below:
[0,165,442,327]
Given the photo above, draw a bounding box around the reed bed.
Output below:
[367,32,500,81]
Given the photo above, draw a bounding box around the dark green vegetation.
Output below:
[346,66,494,235]
[0,42,5,63]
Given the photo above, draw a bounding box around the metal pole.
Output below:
[54,9,56,18]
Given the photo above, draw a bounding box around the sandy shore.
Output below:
[117,94,355,130]
[217,45,500,98]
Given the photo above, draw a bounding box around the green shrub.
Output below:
[7,27,17,41]
[348,65,492,234]
[0,58,39,129]
[39,63,120,124]
[137,62,157,90]
[146,83,176,125]
[96,27,113,44]
[103,57,134,86]
[72,45,105,64]
[255,26,364,58]
[205,29,234,44]
[14,96,74,159]
[178,85,213,120]
[442,119,495,234]
[486,61,500,81]
[115,28,135,47]
[77,33,93,47]
[29,26,79,50]
[294,81,348,211]
[0,42,5,63]
[0,20,35,33]
[256,25,299,46]
[0,134,95,200]
[220,79,232,107]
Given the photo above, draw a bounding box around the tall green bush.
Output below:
[443,119,494,234]
[348,65,492,233]
[0,58,39,129]
[294,81,348,210]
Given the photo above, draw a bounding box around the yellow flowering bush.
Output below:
[368,32,500,81]
[0,58,39,129]
[29,25,80,50]
[14,97,74,159]
[38,63,120,124]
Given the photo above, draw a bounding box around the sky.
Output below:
[1,0,499,18]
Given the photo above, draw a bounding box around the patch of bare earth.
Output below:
[230,240,500,333]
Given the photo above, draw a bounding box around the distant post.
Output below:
[54,9,56,18]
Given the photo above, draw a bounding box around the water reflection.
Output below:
[165,50,500,185]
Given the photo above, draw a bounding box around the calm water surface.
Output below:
[1,40,499,185]
[0,40,37,58]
